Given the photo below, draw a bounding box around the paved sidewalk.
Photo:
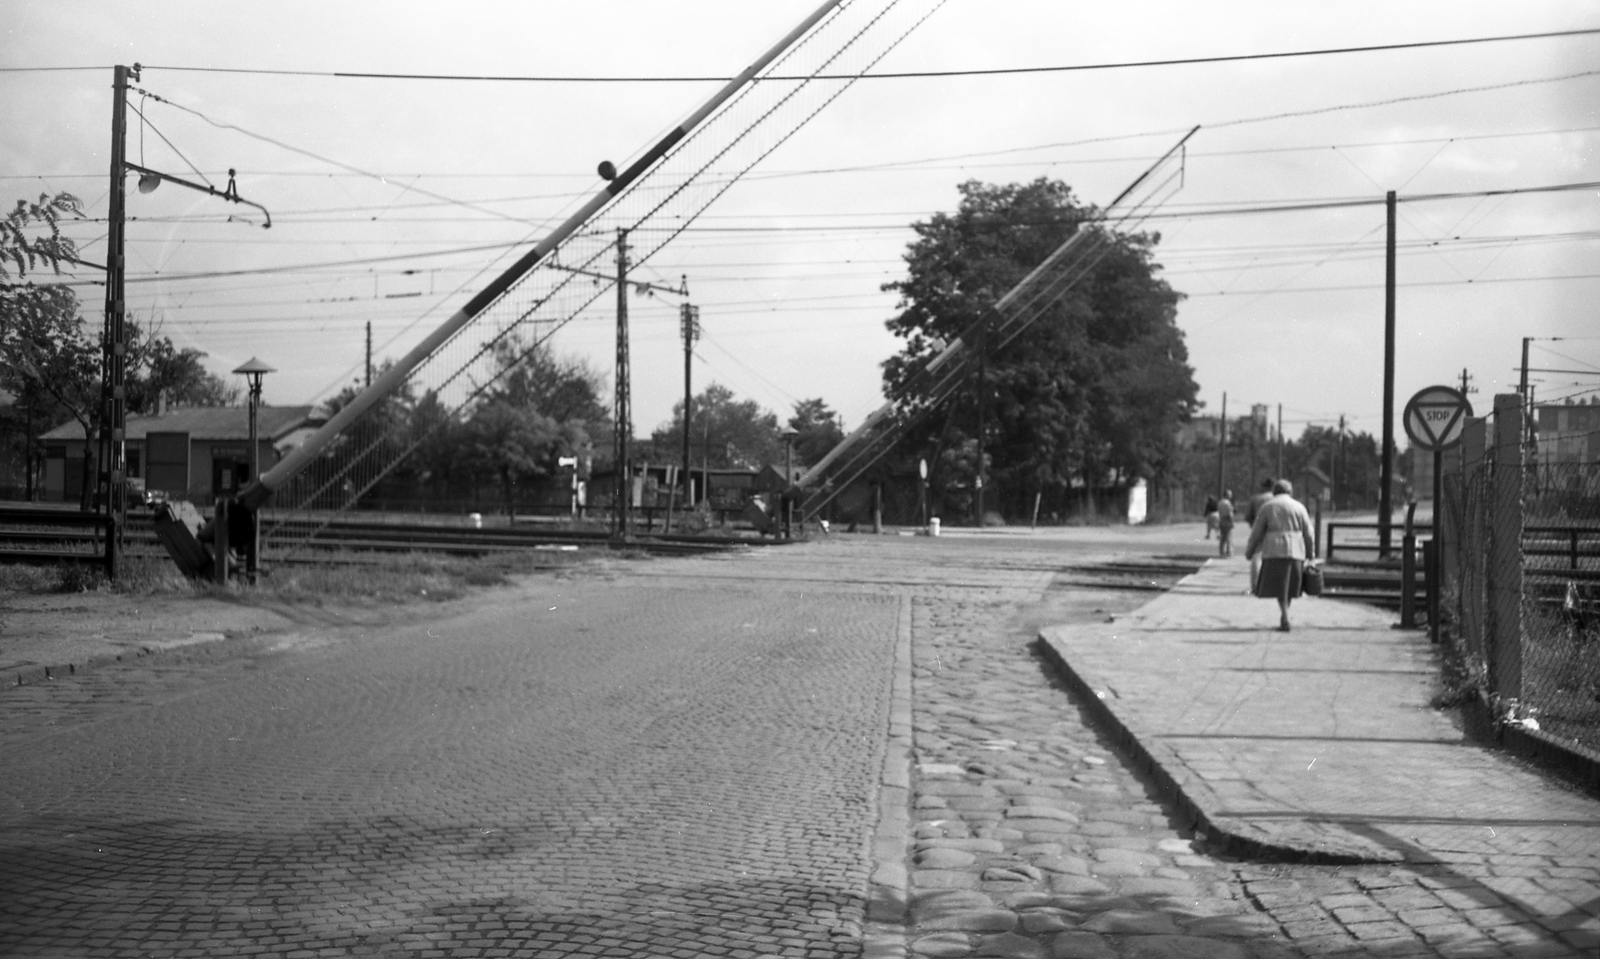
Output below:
[1037,557,1600,867]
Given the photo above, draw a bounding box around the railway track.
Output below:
[0,506,761,567]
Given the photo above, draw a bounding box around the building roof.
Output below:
[41,405,321,443]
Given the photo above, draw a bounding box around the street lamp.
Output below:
[233,357,274,580]
[98,64,274,581]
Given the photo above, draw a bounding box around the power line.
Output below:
[1183,272,1600,297]
[130,84,548,229]
[1208,69,1600,131]
[106,26,1600,81]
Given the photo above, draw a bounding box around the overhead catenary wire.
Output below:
[28,25,1580,81]
[14,118,1600,185]
[14,42,1592,462]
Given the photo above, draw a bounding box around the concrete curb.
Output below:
[1460,692,1600,801]
[1031,631,1388,865]
[7,631,239,689]
[862,593,914,957]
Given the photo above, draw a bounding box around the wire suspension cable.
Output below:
[244,0,949,558]
[106,25,1600,81]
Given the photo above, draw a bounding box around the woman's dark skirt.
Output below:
[1254,557,1303,599]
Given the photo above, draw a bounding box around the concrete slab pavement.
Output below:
[1037,557,1600,867]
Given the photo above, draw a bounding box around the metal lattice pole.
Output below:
[613,229,632,540]
[98,64,135,578]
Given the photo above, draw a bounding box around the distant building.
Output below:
[1175,411,1278,450]
[1536,399,1600,465]
[38,405,321,506]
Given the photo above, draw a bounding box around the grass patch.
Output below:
[244,549,596,605]
[0,548,597,605]
[0,564,63,593]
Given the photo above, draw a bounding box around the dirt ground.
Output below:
[0,563,590,681]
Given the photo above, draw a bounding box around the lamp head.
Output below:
[137,172,161,194]
[233,356,276,395]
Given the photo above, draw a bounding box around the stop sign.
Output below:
[1402,385,1473,452]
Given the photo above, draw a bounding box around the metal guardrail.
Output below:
[1324,522,1432,563]
[1325,521,1600,572]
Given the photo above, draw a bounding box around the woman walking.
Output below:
[1244,479,1317,632]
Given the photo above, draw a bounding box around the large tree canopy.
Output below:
[882,178,1198,512]
[650,383,782,471]
[125,321,239,411]
[788,397,844,468]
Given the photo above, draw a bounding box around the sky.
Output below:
[3,0,1598,454]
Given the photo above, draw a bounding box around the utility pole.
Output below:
[975,324,986,523]
[1248,411,1257,489]
[1276,403,1284,480]
[97,63,137,579]
[1379,189,1397,559]
[1335,413,1346,512]
[1216,392,1227,500]
[1518,337,1531,399]
[680,302,699,506]
[1518,336,1535,463]
[613,228,633,540]
[365,322,373,388]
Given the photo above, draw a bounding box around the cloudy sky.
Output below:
[4,1,1597,451]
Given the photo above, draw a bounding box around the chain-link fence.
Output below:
[1438,403,1600,756]
[1521,461,1600,750]
[1440,464,1490,699]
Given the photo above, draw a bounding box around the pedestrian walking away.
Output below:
[1215,490,1235,557]
[1244,478,1316,631]
[1245,478,1274,590]
[1203,494,1218,539]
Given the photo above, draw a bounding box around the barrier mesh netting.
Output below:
[257,0,947,556]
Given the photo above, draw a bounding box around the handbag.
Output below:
[1302,561,1324,597]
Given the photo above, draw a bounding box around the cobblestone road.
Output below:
[868,533,1600,959]
[4,529,1596,957]
[0,573,901,957]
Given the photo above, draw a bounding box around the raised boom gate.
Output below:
[796,127,1197,521]
[221,0,948,561]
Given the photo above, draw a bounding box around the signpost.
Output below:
[918,457,928,530]
[1402,385,1473,642]
[1403,385,1472,456]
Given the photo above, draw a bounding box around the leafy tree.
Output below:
[125,318,238,411]
[0,285,99,506]
[0,193,89,501]
[405,389,461,498]
[1,193,81,280]
[461,337,609,510]
[650,383,782,470]
[881,178,1198,517]
[788,398,844,467]
[490,338,609,436]
[461,401,571,517]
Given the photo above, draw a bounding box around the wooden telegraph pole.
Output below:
[1379,190,1397,558]
[1216,392,1227,499]
[98,64,137,579]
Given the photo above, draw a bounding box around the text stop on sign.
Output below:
[1402,385,1473,452]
